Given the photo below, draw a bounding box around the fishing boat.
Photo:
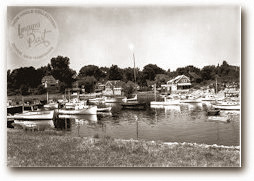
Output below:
[122,94,137,103]
[57,105,97,115]
[213,101,240,110]
[151,95,180,106]
[11,110,55,120]
[121,101,147,110]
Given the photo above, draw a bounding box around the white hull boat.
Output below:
[213,101,240,110]
[122,94,137,103]
[57,106,97,115]
[44,103,58,109]
[151,95,180,106]
[151,100,180,106]
[180,99,201,103]
[12,110,55,120]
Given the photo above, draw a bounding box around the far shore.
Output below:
[7,129,240,167]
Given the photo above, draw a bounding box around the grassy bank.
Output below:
[7,129,240,167]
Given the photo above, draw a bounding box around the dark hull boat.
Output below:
[121,102,147,110]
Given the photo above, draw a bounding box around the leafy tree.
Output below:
[50,56,76,88]
[122,81,136,97]
[201,65,217,80]
[142,64,166,81]
[78,76,97,93]
[108,65,123,80]
[78,65,106,81]
[155,74,170,86]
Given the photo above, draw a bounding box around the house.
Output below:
[103,80,124,96]
[161,75,191,94]
[41,75,59,92]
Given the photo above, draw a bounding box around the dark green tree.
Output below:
[108,65,123,80]
[50,56,76,88]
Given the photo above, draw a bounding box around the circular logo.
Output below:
[9,8,59,60]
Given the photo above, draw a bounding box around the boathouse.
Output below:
[161,75,191,94]
[103,80,124,96]
[41,75,59,92]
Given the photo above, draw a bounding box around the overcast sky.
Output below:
[7,6,240,72]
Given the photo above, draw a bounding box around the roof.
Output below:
[168,75,190,84]
[41,75,58,84]
[105,80,124,87]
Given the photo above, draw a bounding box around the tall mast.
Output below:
[132,52,137,85]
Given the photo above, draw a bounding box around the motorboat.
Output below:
[57,105,97,115]
[104,97,123,103]
[151,95,180,106]
[11,110,55,120]
[121,101,147,110]
[180,95,201,103]
[122,94,138,103]
[213,101,240,110]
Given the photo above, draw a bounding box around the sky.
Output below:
[7,6,240,72]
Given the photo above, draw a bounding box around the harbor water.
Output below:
[11,102,240,146]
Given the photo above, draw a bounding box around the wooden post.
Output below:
[154,83,157,101]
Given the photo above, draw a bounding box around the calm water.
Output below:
[63,102,240,146]
[12,102,240,146]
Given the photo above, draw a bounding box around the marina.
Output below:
[7,95,240,146]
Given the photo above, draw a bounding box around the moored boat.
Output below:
[213,101,240,110]
[57,106,97,115]
[151,95,180,106]
[11,110,55,120]
[180,95,201,103]
[121,101,147,110]
[122,94,138,103]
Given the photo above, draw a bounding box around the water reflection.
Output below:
[11,102,240,146]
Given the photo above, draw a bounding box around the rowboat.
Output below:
[11,110,55,120]
[57,106,97,115]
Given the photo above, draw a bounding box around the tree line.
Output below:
[7,55,240,96]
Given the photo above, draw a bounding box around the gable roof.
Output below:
[105,80,124,87]
[41,75,58,85]
[168,75,190,84]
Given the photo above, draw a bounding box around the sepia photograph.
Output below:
[6,5,240,167]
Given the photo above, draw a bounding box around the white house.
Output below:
[161,75,191,93]
[103,80,123,96]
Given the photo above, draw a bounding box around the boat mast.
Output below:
[132,52,137,85]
